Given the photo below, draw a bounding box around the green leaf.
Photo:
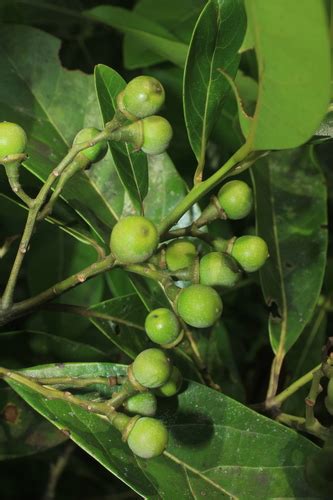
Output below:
[85,7,188,68]
[183,0,245,177]
[123,0,203,69]
[88,294,149,359]
[240,0,331,150]
[0,330,110,365]
[0,387,66,460]
[94,64,148,213]
[25,226,104,339]
[144,153,187,224]
[252,147,328,354]
[5,362,321,498]
[0,24,121,240]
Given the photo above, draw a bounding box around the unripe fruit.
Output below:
[145,308,181,345]
[132,348,171,389]
[110,216,159,264]
[127,417,168,459]
[177,284,223,328]
[217,180,253,220]
[325,378,333,416]
[141,116,173,155]
[156,366,183,397]
[124,392,157,417]
[0,122,27,160]
[231,235,269,273]
[165,239,196,272]
[73,127,107,163]
[199,252,241,288]
[122,76,165,119]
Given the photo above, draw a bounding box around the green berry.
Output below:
[73,127,107,163]
[122,76,165,119]
[141,116,173,155]
[231,235,269,273]
[110,216,159,264]
[177,284,223,328]
[127,417,168,459]
[124,392,157,417]
[132,348,171,389]
[217,180,253,220]
[325,378,333,415]
[145,308,181,345]
[165,239,197,272]
[199,252,241,288]
[156,366,183,397]
[0,122,27,160]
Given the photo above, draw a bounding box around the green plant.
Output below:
[199,251,241,287]
[231,235,269,273]
[177,284,223,328]
[110,215,159,264]
[156,366,183,397]
[126,416,169,459]
[123,392,157,416]
[73,127,108,163]
[119,75,165,119]
[0,1,332,498]
[145,308,182,346]
[131,348,172,389]
[165,239,197,272]
[217,180,253,220]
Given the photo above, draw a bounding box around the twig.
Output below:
[43,442,75,500]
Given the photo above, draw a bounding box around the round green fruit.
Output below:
[122,75,165,119]
[165,239,196,272]
[127,417,168,459]
[141,116,173,155]
[110,216,159,264]
[199,252,241,288]
[231,235,269,273]
[217,180,253,220]
[145,308,181,345]
[0,122,27,160]
[177,284,223,328]
[132,348,171,389]
[124,392,157,417]
[156,366,183,397]
[73,127,107,163]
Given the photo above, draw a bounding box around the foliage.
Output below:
[0,1,332,499]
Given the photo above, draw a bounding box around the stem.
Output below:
[38,154,88,221]
[158,143,251,235]
[276,412,328,441]
[0,254,115,326]
[0,367,117,417]
[23,375,124,389]
[266,364,322,409]
[43,442,75,500]
[1,129,112,309]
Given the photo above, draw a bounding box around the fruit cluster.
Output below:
[0,75,269,460]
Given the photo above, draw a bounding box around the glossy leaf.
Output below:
[238,0,331,150]
[123,0,203,69]
[85,7,188,68]
[144,153,187,224]
[252,147,328,353]
[0,25,120,240]
[0,330,111,364]
[0,387,66,460]
[5,362,321,498]
[88,294,149,359]
[183,0,245,178]
[94,64,148,214]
